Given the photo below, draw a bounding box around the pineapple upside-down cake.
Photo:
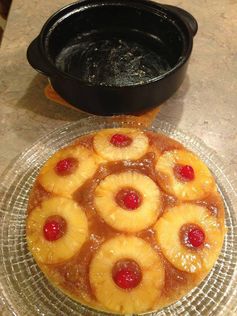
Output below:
[26,128,226,314]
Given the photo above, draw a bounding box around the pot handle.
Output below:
[27,36,52,76]
[162,5,198,37]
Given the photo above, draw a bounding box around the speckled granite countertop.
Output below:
[0,0,237,174]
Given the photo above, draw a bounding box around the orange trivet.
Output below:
[44,84,160,126]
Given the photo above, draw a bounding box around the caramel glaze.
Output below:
[28,183,50,212]
[179,223,204,249]
[146,131,185,152]
[27,131,225,308]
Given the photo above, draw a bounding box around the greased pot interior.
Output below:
[42,1,188,87]
[27,0,197,114]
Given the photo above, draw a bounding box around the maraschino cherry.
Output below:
[122,191,140,210]
[43,217,65,241]
[113,261,142,290]
[116,189,141,210]
[55,157,78,176]
[110,134,132,147]
[188,228,205,248]
[175,165,195,181]
[114,269,141,289]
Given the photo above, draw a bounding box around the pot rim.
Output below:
[37,0,194,89]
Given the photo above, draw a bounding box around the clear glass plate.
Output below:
[0,116,236,316]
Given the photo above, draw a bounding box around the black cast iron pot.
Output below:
[27,0,198,115]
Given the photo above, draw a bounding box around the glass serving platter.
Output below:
[0,116,237,316]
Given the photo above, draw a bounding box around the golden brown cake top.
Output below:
[26,128,225,314]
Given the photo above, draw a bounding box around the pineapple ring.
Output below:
[89,236,164,314]
[154,204,225,273]
[156,149,216,200]
[93,128,149,161]
[39,145,98,197]
[94,171,161,232]
[26,197,88,264]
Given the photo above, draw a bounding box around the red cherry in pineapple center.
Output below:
[116,189,141,210]
[113,260,142,290]
[55,157,78,176]
[123,191,140,210]
[175,164,195,181]
[43,216,66,241]
[188,228,205,248]
[114,269,140,290]
[110,134,132,147]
